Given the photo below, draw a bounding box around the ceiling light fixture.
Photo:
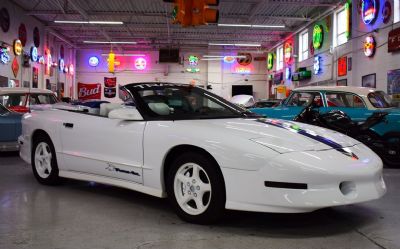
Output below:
[218,23,285,28]
[208,43,261,47]
[203,55,246,58]
[55,20,123,25]
[83,41,137,44]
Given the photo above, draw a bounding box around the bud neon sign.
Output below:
[312,25,324,49]
[267,53,274,70]
[362,0,377,25]
[284,42,293,64]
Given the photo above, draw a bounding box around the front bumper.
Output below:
[223,145,386,213]
[0,141,19,152]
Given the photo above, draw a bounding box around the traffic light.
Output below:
[192,0,219,26]
[164,0,219,27]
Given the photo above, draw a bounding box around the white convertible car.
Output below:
[19,83,386,224]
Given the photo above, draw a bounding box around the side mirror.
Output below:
[108,107,143,121]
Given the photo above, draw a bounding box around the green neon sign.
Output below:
[267,53,273,70]
[312,24,324,49]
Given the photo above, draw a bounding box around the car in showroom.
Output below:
[0,88,58,113]
[0,103,22,151]
[250,86,400,167]
[19,83,386,224]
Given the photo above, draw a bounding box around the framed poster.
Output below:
[362,73,376,88]
[32,67,38,88]
[388,69,400,103]
[0,75,8,87]
[337,56,347,76]
[337,79,347,86]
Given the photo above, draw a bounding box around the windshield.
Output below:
[368,91,394,108]
[124,83,253,120]
[0,93,58,108]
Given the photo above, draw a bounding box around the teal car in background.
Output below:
[0,103,22,151]
[250,86,400,166]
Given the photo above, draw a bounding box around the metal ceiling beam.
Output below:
[27,10,313,21]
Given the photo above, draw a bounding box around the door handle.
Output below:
[63,123,74,128]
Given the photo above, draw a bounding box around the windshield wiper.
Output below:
[239,111,264,118]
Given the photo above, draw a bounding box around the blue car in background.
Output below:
[250,86,400,166]
[0,103,22,151]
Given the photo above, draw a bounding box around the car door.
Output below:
[323,91,374,122]
[58,111,146,184]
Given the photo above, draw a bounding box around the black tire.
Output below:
[166,152,226,224]
[380,133,400,168]
[31,134,60,185]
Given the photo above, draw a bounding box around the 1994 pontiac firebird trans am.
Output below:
[19,83,386,224]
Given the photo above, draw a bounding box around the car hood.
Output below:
[192,118,361,154]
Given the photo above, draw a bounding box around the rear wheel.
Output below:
[166,152,225,224]
[31,134,60,185]
[381,133,400,168]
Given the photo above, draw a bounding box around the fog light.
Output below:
[339,181,357,199]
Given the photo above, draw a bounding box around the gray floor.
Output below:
[0,153,399,249]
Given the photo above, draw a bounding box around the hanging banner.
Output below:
[78,82,101,100]
[104,77,117,88]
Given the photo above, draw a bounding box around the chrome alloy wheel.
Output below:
[34,142,52,179]
[173,163,212,215]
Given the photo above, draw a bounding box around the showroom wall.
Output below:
[76,50,268,102]
[0,1,75,97]
[268,0,400,100]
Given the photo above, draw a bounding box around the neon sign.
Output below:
[69,64,74,75]
[59,58,65,72]
[284,42,293,64]
[188,55,199,66]
[13,39,22,55]
[45,49,52,75]
[223,56,235,63]
[134,57,147,70]
[364,35,376,57]
[88,56,99,67]
[313,56,321,75]
[267,53,274,70]
[285,67,291,80]
[312,25,324,49]
[30,46,38,62]
[0,46,11,64]
[235,66,251,74]
[38,56,45,64]
[362,0,377,24]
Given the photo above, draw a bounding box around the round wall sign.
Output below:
[60,45,64,59]
[223,56,235,63]
[30,46,38,62]
[382,1,392,24]
[362,0,378,25]
[312,24,324,49]
[13,40,23,55]
[188,55,199,66]
[237,52,252,66]
[88,56,99,67]
[267,53,274,70]
[135,57,147,70]
[33,27,40,47]
[0,8,10,33]
[364,35,376,57]
[18,23,27,46]
[284,42,293,64]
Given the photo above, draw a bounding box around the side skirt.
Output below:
[59,170,167,198]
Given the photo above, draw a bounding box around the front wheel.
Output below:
[31,135,60,185]
[166,152,225,224]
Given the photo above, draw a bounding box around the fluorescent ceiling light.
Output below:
[101,53,145,56]
[218,23,285,28]
[55,20,123,25]
[203,55,224,58]
[83,41,137,44]
[203,55,246,58]
[208,43,261,47]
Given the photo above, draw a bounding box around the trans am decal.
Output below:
[106,163,140,176]
[257,118,358,159]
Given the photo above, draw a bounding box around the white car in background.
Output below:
[230,94,255,108]
[19,83,386,224]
